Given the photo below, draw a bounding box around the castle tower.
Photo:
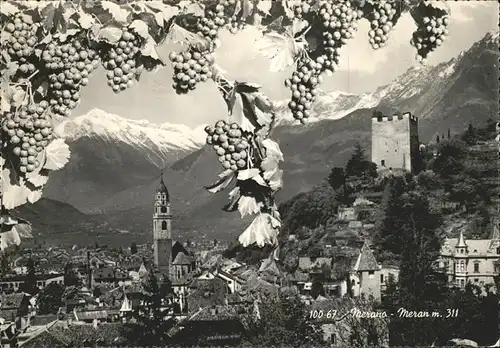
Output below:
[371,112,419,173]
[353,241,381,301]
[153,171,172,278]
[454,231,468,288]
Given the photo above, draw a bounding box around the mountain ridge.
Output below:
[36,32,499,243]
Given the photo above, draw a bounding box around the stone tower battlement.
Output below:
[371,111,419,173]
[372,112,418,123]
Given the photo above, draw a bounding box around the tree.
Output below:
[123,272,175,346]
[252,291,321,347]
[328,166,346,190]
[37,283,65,314]
[64,262,82,287]
[281,183,338,235]
[310,280,325,299]
[130,242,138,255]
[0,253,9,276]
[20,257,38,295]
[432,139,467,177]
[461,122,477,145]
[382,191,447,346]
[346,143,366,177]
[373,176,409,260]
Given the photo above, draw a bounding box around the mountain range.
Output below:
[19,32,499,246]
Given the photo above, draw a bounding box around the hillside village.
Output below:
[0,112,499,347]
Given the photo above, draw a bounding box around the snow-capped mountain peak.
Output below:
[55,109,207,161]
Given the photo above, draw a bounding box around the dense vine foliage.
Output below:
[0,0,452,263]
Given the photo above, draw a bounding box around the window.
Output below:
[161,221,167,230]
[474,278,479,282]
[460,279,465,288]
[380,274,384,283]
[368,270,374,275]
[161,206,167,213]
[473,262,479,273]
[381,160,385,166]
[460,260,466,272]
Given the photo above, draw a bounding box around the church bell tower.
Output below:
[153,171,172,278]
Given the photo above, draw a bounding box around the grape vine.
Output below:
[0,0,452,262]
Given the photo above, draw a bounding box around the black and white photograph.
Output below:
[0,1,499,347]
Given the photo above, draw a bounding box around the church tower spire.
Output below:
[153,170,172,278]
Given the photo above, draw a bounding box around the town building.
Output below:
[0,273,64,293]
[439,228,500,290]
[153,173,197,281]
[371,111,419,173]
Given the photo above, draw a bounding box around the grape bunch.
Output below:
[365,1,401,50]
[3,13,39,76]
[102,28,142,93]
[1,101,53,174]
[169,47,214,94]
[42,37,100,117]
[205,120,250,171]
[317,0,362,73]
[410,5,449,62]
[284,58,323,124]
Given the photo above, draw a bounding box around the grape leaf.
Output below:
[146,2,179,24]
[231,94,255,133]
[240,0,253,20]
[154,12,164,27]
[255,32,296,72]
[238,195,262,218]
[256,0,272,15]
[235,81,261,94]
[26,169,49,188]
[205,169,235,193]
[27,189,42,204]
[224,187,241,212]
[98,26,123,44]
[166,23,208,46]
[182,2,205,16]
[1,166,29,210]
[238,92,274,134]
[0,1,19,16]
[267,169,283,191]
[262,139,283,161]
[75,11,95,29]
[101,1,131,23]
[56,29,80,43]
[0,228,21,251]
[238,169,268,187]
[12,219,33,239]
[283,0,302,19]
[141,36,162,62]
[129,19,149,39]
[43,139,71,171]
[238,213,279,247]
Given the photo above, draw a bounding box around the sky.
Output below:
[73,1,498,128]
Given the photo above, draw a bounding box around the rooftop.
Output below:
[353,242,380,272]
